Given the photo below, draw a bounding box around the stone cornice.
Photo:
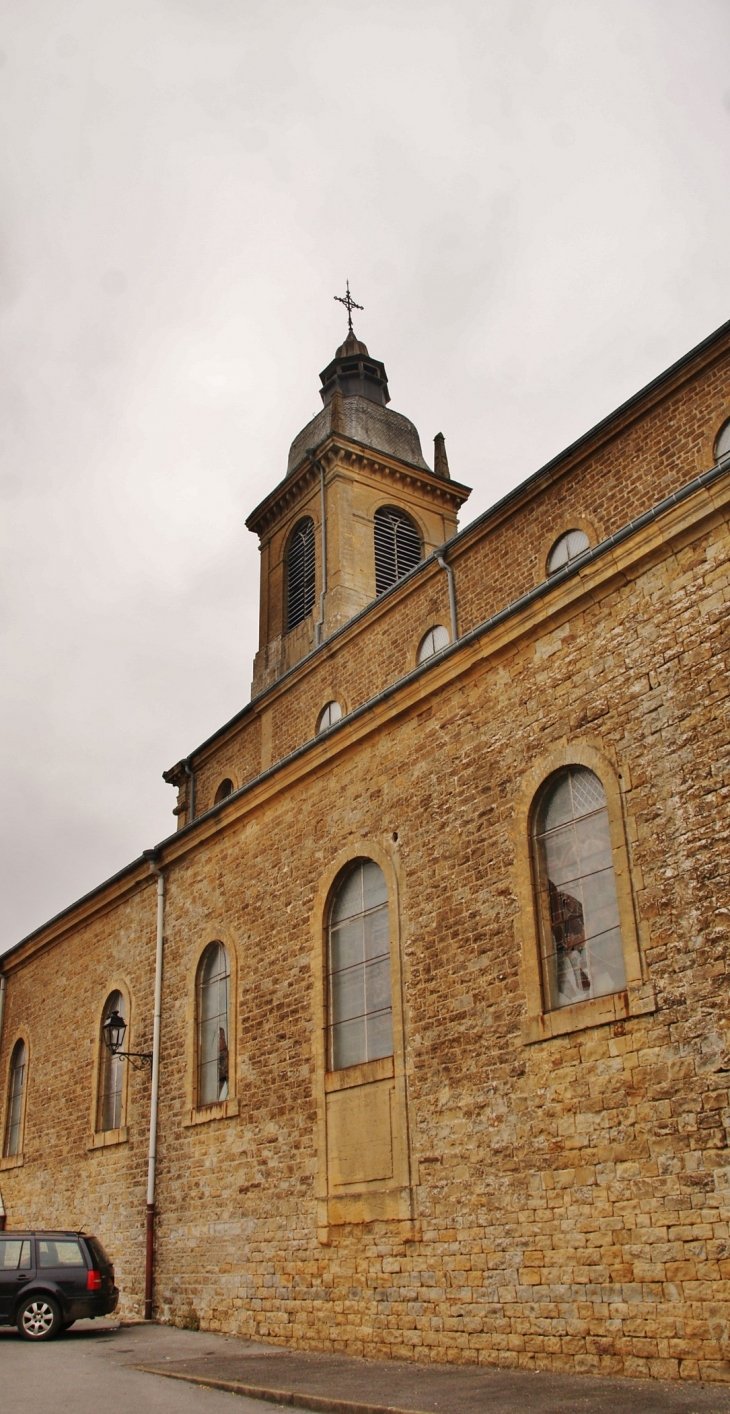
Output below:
[245,434,470,539]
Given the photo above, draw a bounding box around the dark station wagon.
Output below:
[0,1230,118,1340]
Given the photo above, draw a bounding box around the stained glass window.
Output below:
[532,767,626,1010]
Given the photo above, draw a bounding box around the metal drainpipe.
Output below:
[183,759,195,824]
[142,853,165,1320]
[435,550,458,643]
[0,974,5,1229]
[310,454,327,648]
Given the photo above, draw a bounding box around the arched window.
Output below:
[547,528,590,575]
[327,859,393,1071]
[286,517,316,630]
[715,418,730,463]
[417,624,450,664]
[3,1039,27,1158]
[97,992,126,1132]
[196,942,230,1106]
[316,700,342,734]
[532,766,626,1011]
[374,507,421,595]
[214,778,233,804]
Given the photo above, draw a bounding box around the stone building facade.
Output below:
[1,318,730,1382]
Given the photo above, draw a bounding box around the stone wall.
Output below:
[1,331,730,1381]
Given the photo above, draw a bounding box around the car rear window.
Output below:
[0,1238,31,1270]
[85,1236,111,1267]
[38,1239,86,1268]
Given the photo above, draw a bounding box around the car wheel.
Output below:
[17,1295,62,1341]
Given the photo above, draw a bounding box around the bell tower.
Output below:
[247,303,471,696]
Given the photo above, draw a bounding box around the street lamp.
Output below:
[102,1009,153,1070]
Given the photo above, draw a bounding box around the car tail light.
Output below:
[87,1270,102,1291]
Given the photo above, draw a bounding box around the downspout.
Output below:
[183,759,195,824]
[310,454,327,648]
[0,974,5,1229]
[435,550,458,644]
[142,852,165,1320]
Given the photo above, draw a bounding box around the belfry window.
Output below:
[97,992,125,1132]
[327,859,393,1071]
[374,507,421,595]
[547,528,590,575]
[286,517,316,630]
[531,767,626,1011]
[3,1039,27,1158]
[196,942,230,1106]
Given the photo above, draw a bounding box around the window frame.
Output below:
[310,843,414,1236]
[514,741,655,1043]
[373,505,422,596]
[325,857,394,1073]
[285,516,316,633]
[316,700,343,735]
[89,982,130,1150]
[416,623,450,665]
[185,934,239,1127]
[715,416,730,464]
[1,1036,29,1165]
[534,516,599,588]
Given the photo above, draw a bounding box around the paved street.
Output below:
[0,1319,287,1414]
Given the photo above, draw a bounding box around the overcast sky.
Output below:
[1,0,729,953]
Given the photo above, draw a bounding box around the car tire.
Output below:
[17,1294,62,1341]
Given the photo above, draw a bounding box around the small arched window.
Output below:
[417,624,450,664]
[214,778,233,804]
[715,418,730,463]
[3,1039,27,1158]
[374,507,421,595]
[97,992,125,1132]
[196,942,230,1106]
[286,517,316,631]
[532,766,626,1011]
[547,528,590,575]
[316,701,342,734]
[327,859,393,1071]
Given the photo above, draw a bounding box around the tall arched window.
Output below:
[532,766,626,1011]
[374,507,421,595]
[97,992,125,1132]
[327,859,393,1071]
[3,1039,27,1158]
[196,942,230,1106]
[286,517,316,630]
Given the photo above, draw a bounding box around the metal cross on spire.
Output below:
[334,279,363,334]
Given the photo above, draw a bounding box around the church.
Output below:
[1,306,730,1384]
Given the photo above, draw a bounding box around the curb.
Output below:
[135,1365,426,1414]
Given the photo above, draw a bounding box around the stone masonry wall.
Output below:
[2,474,729,1381]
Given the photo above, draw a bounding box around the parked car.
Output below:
[0,1230,118,1340]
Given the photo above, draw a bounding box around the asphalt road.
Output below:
[0,1318,288,1414]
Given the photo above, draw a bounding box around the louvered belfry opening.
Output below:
[287,516,316,630]
[374,506,421,595]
